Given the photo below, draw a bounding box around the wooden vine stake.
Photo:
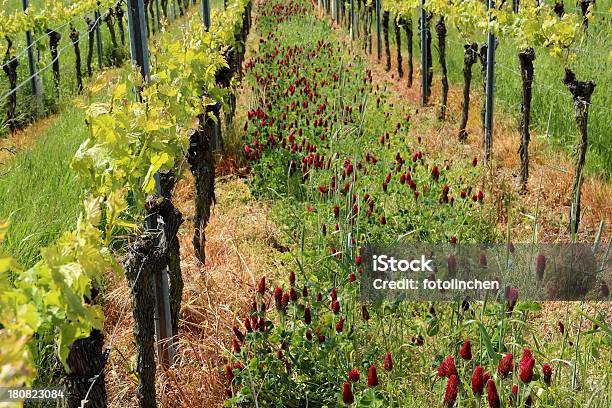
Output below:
[425,15,432,101]
[22,0,43,113]
[419,0,428,105]
[563,69,595,234]
[202,0,211,30]
[483,0,496,163]
[157,172,184,342]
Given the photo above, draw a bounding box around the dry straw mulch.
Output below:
[104,176,284,407]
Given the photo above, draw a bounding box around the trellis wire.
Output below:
[1,1,197,100]
[494,61,611,113]
[483,0,496,162]
[567,7,612,16]
[443,35,610,115]
[0,13,84,71]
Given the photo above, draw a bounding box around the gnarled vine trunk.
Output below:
[393,15,403,78]
[366,3,371,53]
[161,0,168,19]
[3,38,19,131]
[478,43,488,135]
[47,29,61,93]
[103,9,120,65]
[86,17,95,76]
[63,329,108,408]
[148,0,156,35]
[382,10,391,71]
[115,4,125,46]
[69,26,83,94]
[189,111,216,264]
[124,231,162,408]
[217,47,237,124]
[354,0,359,38]
[144,0,151,36]
[578,0,590,29]
[518,47,535,191]
[554,1,565,17]
[435,17,448,120]
[362,1,368,45]
[562,69,595,234]
[401,16,413,87]
[458,43,478,141]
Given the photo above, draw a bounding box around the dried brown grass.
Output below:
[104,176,283,407]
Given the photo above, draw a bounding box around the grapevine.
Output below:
[0,0,251,395]
[0,0,117,41]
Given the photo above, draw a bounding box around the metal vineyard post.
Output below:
[484,0,496,162]
[202,0,211,30]
[95,8,104,69]
[22,0,42,106]
[420,0,427,106]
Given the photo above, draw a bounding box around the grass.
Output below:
[0,98,95,268]
[223,1,611,406]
